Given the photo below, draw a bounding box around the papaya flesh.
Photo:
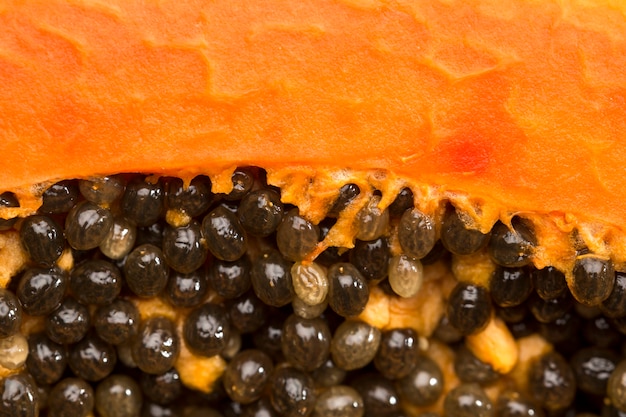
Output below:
[1,0,626,415]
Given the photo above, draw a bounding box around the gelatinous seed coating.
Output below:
[374,328,418,380]
[162,221,208,273]
[281,314,331,372]
[225,168,255,201]
[388,187,414,218]
[570,254,615,306]
[19,214,65,266]
[99,217,137,260]
[26,333,67,385]
[183,303,231,357]
[602,272,626,318]
[488,220,536,267]
[351,374,401,416]
[528,291,574,324]
[440,208,489,256]
[312,358,347,388]
[250,250,295,307]
[202,205,248,261]
[65,201,114,250]
[269,366,317,417]
[124,244,170,298]
[79,176,126,205]
[140,368,182,405]
[211,257,251,300]
[48,377,94,417]
[165,175,214,218]
[532,266,567,300]
[443,383,493,417]
[327,183,360,218]
[528,352,576,411]
[276,209,320,262]
[292,296,328,319]
[396,355,444,406]
[328,263,369,318]
[230,291,269,334]
[0,288,22,338]
[0,334,28,370]
[17,266,68,316]
[45,297,91,345]
[69,333,117,382]
[95,374,143,417]
[331,320,381,371]
[132,317,179,374]
[349,238,390,282]
[39,180,79,215]
[93,299,140,345]
[446,282,492,335]
[223,349,273,404]
[495,391,544,417]
[166,269,209,308]
[314,385,364,417]
[490,266,533,307]
[291,261,328,306]
[571,347,619,396]
[454,346,500,385]
[397,208,436,259]
[355,195,389,241]
[238,189,284,237]
[121,177,165,227]
[388,254,424,298]
[71,259,123,306]
[0,374,39,417]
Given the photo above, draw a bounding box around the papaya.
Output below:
[1,0,626,415]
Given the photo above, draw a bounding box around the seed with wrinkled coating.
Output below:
[328,263,369,318]
[123,244,169,298]
[277,209,320,262]
[0,334,28,370]
[17,266,68,316]
[570,254,615,306]
[291,261,328,306]
[355,195,389,241]
[65,201,113,250]
[162,221,208,273]
[71,259,122,306]
[45,297,90,345]
[202,205,248,262]
[388,254,423,298]
[19,214,65,266]
[99,217,137,260]
[397,208,436,259]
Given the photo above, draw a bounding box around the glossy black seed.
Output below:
[252,313,287,360]
[328,263,369,318]
[352,374,401,416]
[250,250,294,307]
[202,205,248,261]
[162,221,207,273]
[327,184,360,218]
[538,311,580,345]
[95,374,143,417]
[602,272,626,318]
[528,291,574,324]
[132,317,179,374]
[79,176,125,205]
[388,187,414,218]
[0,288,22,338]
[165,175,214,218]
[223,349,273,404]
[571,347,619,397]
[488,219,536,267]
[454,346,500,385]
[397,355,444,407]
[211,257,251,299]
[331,320,380,371]
[26,333,67,385]
[532,266,567,300]
[528,352,576,411]
[570,255,615,306]
[19,215,64,266]
[183,303,230,357]
[48,377,94,417]
[0,373,39,417]
[349,238,389,282]
[312,358,346,388]
[230,291,269,334]
[93,299,140,345]
[374,328,418,380]
[583,315,620,348]
[447,282,492,335]
[65,201,113,250]
[69,333,117,382]
[0,192,19,231]
[124,244,170,298]
[276,209,320,262]
[440,208,489,256]
[40,180,79,215]
[225,168,256,201]
[490,266,533,307]
[495,391,544,417]
[17,266,67,316]
[165,269,208,308]
[281,314,331,372]
[121,177,165,227]
[397,208,436,259]
[444,383,493,417]
[269,366,316,417]
[140,368,182,405]
[71,259,123,305]
[45,297,90,344]
[314,385,364,417]
[238,189,284,237]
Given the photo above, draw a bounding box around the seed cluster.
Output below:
[0,169,625,416]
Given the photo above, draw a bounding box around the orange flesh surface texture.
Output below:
[1,0,626,253]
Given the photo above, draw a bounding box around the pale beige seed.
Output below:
[0,334,28,370]
[291,261,329,306]
[388,254,424,298]
[293,295,328,319]
[100,217,137,260]
[355,195,389,241]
